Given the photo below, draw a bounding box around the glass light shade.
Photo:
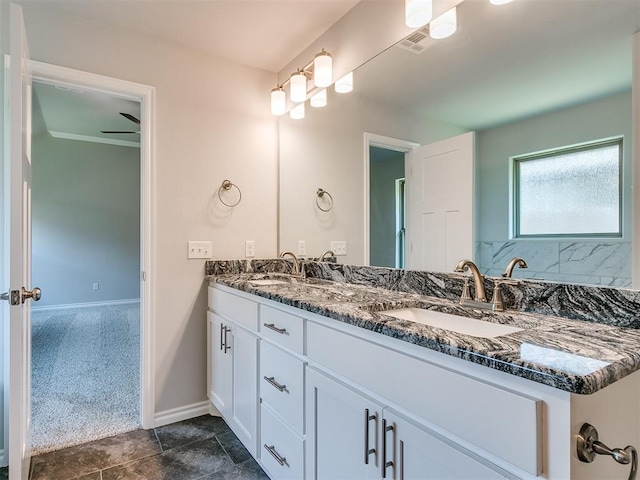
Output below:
[270,87,286,116]
[490,0,513,4]
[290,71,307,103]
[313,50,333,88]
[310,89,327,108]
[405,0,433,28]
[290,102,305,120]
[429,7,457,39]
[334,72,354,93]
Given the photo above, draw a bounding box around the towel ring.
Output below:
[316,188,333,212]
[218,180,242,207]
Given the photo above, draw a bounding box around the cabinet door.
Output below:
[383,409,510,480]
[230,324,259,457]
[209,312,232,418]
[306,367,381,480]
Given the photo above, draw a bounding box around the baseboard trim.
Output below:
[154,401,210,428]
[32,298,140,312]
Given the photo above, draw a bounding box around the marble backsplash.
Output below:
[206,258,640,329]
[476,240,632,288]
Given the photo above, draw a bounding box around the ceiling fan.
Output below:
[101,112,140,134]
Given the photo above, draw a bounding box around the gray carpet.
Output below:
[31,303,141,454]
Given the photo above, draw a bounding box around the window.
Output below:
[513,138,622,238]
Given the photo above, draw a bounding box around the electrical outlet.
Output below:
[330,241,347,256]
[245,240,255,258]
[298,240,307,256]
[92,282,99,291]
[188,241,212,259]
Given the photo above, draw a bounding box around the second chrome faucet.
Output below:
[454,257,527,312]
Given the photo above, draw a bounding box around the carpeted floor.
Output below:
[31,303,141,454]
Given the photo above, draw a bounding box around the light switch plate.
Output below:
[330,241,347,256]
[188,241,212,259]
[245,240,255,258]
[298,240,307,256]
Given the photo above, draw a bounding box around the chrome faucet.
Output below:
[318,250,335,262]
[280,251,302,276]
[502,257,528,278]
[454,259,487,302]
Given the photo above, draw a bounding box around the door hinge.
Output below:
[1,290,21,305]
[142,271,147,281]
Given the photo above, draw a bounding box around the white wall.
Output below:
[279,92,466,265]
[2,3,278,416]
[32,135,141,307]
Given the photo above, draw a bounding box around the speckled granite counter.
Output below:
[208,271,640,395]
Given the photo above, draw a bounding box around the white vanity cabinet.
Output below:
[208,286,259,457]
[208,282,640,480]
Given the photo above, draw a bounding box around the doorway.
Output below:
[364,133,418,267]
[30,80,142,452]
[3,60,156,462]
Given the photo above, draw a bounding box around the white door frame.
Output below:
[363,133,418,266]
[27,60,156,430]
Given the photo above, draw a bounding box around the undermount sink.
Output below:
[248,279,289,286]
[382,308,523,338]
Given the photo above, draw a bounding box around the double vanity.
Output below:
[206,259,640,479]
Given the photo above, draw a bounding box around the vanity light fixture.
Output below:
[270,86,286,116]
[405,0,433,28]
[290,103,305,120]
[335,72,354,93]
[429,6,457,39]
[490,0,514,4]
[313,49,333,88]
[310,89,327,108]
[290,69,308,103]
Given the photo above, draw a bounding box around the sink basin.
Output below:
[382,308,523,338]
[248,279,289,286]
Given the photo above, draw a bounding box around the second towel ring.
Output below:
[316,188,333,212]
[218,180,242,207]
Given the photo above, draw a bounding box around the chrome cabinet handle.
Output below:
[263,323,287,335]
[381,418,394,478]
[219,323,224,351]
[223,326,231,353]
[264,444,288,467]
[364,408,376,464]
[263,376,287,392]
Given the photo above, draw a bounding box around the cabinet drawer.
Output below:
[209,286,258,331]
[306,321,541,476]
[260,305,304,354]
[260,342,304,434]
[260,405,304,480]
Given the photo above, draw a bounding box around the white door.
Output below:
[7,4,39,479]
[305,367,382,480]
[405,132,475,272]
[209,312,232,418]
[383,409,508,480]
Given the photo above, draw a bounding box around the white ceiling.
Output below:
[20,0,360,73]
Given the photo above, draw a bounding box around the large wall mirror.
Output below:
[278,0,639,287]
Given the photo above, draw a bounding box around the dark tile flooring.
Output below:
[23,415,269,480]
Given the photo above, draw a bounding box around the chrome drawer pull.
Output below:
[264,444,288,467]
[223,326,231,353]
[264,376,287,392]
[263,323,287,335]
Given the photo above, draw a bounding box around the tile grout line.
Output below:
[153,428,164,453]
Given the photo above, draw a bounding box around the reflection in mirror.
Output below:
[278,0,639,287]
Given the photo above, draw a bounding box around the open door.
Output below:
[405,132,475,272]
[6,4,39,479]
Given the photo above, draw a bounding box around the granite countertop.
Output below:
[208,272,640,395]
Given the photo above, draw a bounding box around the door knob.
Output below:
[22,287,41,302]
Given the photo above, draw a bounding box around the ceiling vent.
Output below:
[395,27,434,54]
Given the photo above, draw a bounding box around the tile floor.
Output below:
[22,415,269,480]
